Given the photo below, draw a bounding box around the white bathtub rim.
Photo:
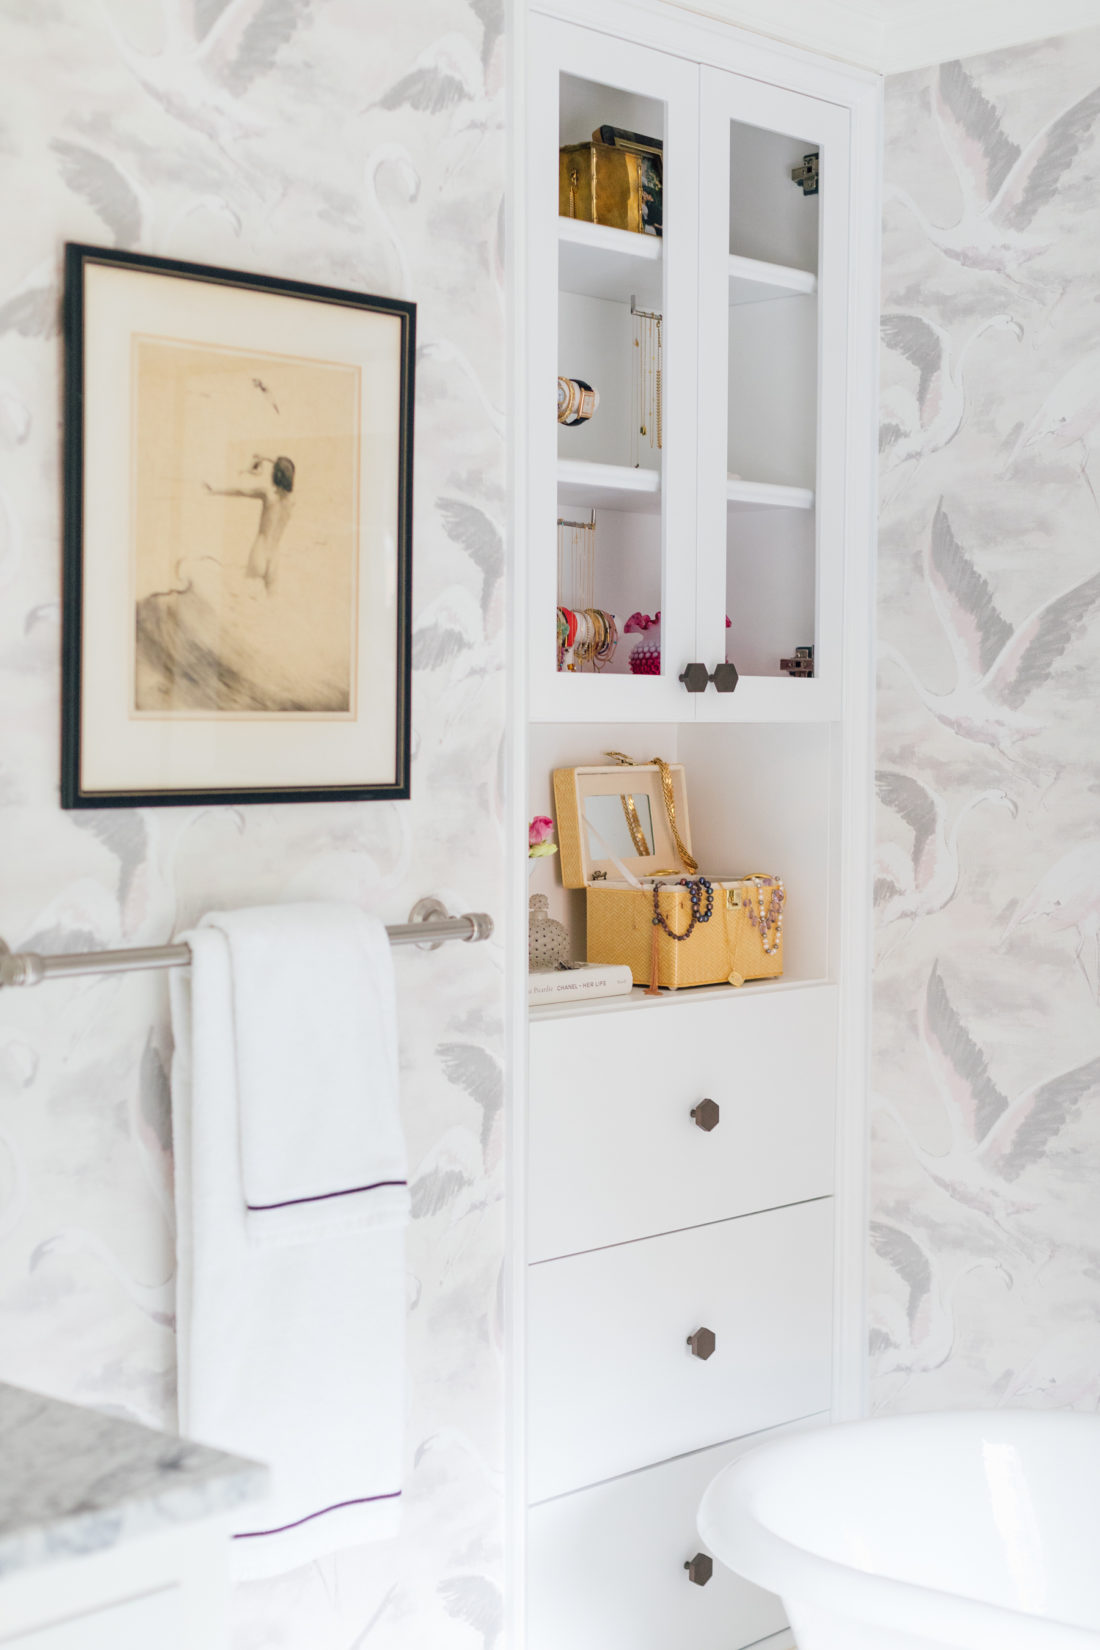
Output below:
[697,1412,1100,1650]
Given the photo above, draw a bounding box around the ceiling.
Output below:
[668,0,1100,73]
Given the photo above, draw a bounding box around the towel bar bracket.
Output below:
[0,902,494,990]
[409,896,451,949]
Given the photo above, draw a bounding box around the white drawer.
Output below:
[527,1198,832,1502]
[0,1588,182,1649]
[528,987,836,1261]
[528,1421,816,1650]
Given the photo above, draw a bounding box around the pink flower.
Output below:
[529,815,555,856]
[529,815,554,846]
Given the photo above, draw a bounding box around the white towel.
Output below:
[170,903,409,1579]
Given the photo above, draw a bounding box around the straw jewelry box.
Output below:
[552,759,784,991]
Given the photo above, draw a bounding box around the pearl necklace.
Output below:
[651,876,714,941]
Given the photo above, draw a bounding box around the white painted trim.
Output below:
[654,0,1100,76]
[659,0,886,71]
[830,67,881,1426]
[504,1,530,1646]
[533,0,881,94]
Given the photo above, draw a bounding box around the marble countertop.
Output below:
[0,1382,267,1577]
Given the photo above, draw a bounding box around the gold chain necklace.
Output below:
[651,757,697,871]
[619,792,651,857]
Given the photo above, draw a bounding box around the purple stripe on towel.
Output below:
[246,1179,408,1212]
[234,1490,402,1539]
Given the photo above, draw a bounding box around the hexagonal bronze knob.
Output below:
[691,1099,720,1132]
[712,660,739,694]
[679,662,710,693]
[684,1552,713,1587]
[687,1326,716,1360]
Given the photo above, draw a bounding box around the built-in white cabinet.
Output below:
[516,4,877,1648]
[0,1585,183,1649]
[526,7,864,725]
[0,1524,240,1650]
[0,1383,263,1650]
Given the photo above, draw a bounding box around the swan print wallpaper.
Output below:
[0,1,505,1646]
[873,26,1100,1414]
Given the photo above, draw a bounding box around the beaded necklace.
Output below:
[743,875,784,956]
[651,875,714,941]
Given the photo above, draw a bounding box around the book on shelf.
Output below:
[528,963,634,1005]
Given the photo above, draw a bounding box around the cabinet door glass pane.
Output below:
[556,73,666,681]
[724,119,819,683]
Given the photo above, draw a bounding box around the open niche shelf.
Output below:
[526,718,837,1008]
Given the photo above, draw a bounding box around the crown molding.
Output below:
[880,1,1100,73]
[661,0,1100,74]
[663,0,885,69]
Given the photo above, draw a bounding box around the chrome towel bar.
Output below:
[0,898,493,989]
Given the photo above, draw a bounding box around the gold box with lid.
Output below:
[558,140,659,236]
[552,759,783,990]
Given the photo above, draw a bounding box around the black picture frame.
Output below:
[62,243,414,808]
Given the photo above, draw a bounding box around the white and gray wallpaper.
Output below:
[0,2,507,1645]
[6,1,1100,1641]
[873,26,1100,1414]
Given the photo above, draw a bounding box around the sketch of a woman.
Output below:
[203,453,295,591]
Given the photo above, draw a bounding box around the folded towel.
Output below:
[207,903,409,1246]
[171,904,409,1578]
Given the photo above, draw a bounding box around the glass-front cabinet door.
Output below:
[526,14,700,721]
[694,70,850,722]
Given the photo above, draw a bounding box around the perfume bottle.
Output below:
[528,893,570,971]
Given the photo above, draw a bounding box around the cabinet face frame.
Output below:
[510,6,880,1648]
[526,12,700,722]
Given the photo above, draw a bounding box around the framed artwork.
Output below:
[61,243,414,808]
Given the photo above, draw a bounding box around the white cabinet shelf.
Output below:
[726,477,814,511]
[728,253,816,305]
[558,459,661,513]
[529,973,831,1022]
[559,217,663,305]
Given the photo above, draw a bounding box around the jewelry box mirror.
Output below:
[555,761,690,887]
[582,791,657,862]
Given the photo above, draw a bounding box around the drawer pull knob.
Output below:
[687,1326,716,1360]
[684,1552,714,1586]
[691,1099,720,1132]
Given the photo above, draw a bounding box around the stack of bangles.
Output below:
[556,607,618,672]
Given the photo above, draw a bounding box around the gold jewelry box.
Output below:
[559,141,654,236]
[552,761,783,991]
